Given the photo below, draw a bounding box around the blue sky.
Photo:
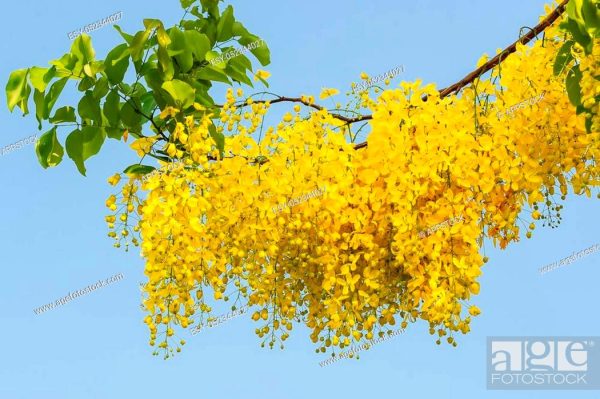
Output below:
[1,1,598,398]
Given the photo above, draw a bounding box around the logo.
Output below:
[487,337,600,390]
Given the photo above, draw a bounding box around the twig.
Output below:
[353,0,569,149]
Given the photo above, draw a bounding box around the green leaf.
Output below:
[239,35,269,66]
[157,46,175,81]
[113,25,134,44]
[168,27,193,72]
[200,0,220,17]
[65,127,106,175]
[191,81,215,107]
[183,31,211,61]
[6,68,30,113]
[566,0,586,25]
[49,53,79,77]
[36,126,64,168]
[202,16,218,45]
[143,68,165,92]
[553,40,574,76]
[33,89,45,130]
[123,164,156,175]
[78,76,96,92]
[130,28,154,62]
[205,50,226,69]
[564,18,592,52]
[179,0,195,8]
[141,92,157,116]
[78,91,102,122]
[92,76,110,99]
[143,69,168,110]
[566,64,583,107]
[81,126,106,159]
[217,5,234,42]
[103,90,120,126]
[156,26,172,48]
[585,115,592,133]
[120,99,142,128]
[143,19,163,31]
[49,106,77,124]
[582,0,600,33]
[232,21,250,37]
[138,55,158,76]
[70,33,95,73]
[162,79,196,108]
[105,127,123,140]
[65,129,85,175]
[29,66,56,92]
[230,53,252,72]
[576,104,588,114]
[44,78,68,118]
[104,44,130,85]
[129,82,147,97]
[208,123,224,158]
[225,63,253,86]
[196,66,231,84]
[131,21,162,67]
[19,83,32,115]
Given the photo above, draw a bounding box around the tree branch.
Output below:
[210,1,568,153]
[353,0,569,150]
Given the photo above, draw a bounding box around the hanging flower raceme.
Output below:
[103,10,599,360]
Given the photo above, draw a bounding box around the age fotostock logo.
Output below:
[487,337,600,390]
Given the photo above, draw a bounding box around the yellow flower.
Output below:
[476,54,489,67]
[360,72,369,80]
[166,143,177,157]
[300,95,315,105]
[130,136,158,157]
[159,106,179,120]
[254,69,271,81]
[107,173,121,186]
[108,14,599,359]
[469,306,481,317]
[319,88,340,100]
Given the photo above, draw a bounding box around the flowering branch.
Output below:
[226,0,569,151]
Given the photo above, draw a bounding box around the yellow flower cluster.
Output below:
[104,11,598,359]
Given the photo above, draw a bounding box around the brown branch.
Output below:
[353,0,569,150]
[262,96,365,124]
[218,95,364,124]
[212,1,568,153]
[438,0,569,98]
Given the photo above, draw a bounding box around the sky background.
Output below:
[1,1,599,398]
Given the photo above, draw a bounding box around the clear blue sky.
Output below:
[1,1,598,398]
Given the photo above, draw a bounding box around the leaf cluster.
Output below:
[5,0,270,175]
